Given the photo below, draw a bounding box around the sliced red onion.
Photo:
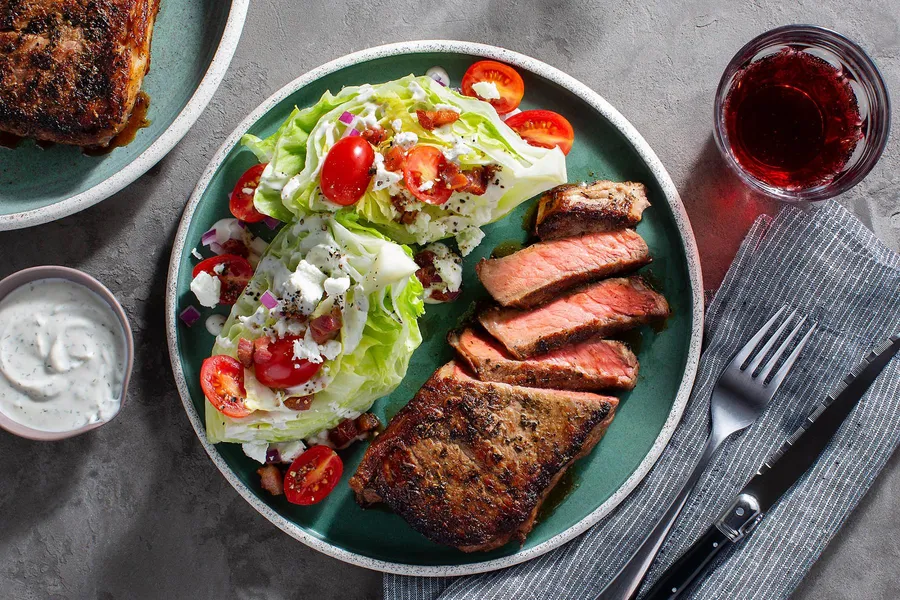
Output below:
[260,290,278,309]
[265,448,282,464]
[237,221,247,229]
[263,216,280,230]
[209,241,226,255]
[426,66,450,87]
[338,111,354,125]
[179,305,201,327]
[348,129,361,137]
[201,228,217,246]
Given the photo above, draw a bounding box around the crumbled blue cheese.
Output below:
[394,131,418,149]
[428,243,463,293]
[190,271,221,308]
[418,180,434,192]
[324,276,351,297]
[284,260,327,315]
[471,81,500,100]
[292,329,342,365]
[372,152,402,191]
[408,80,427,102]
[238,305,269,335]
[443,137,473,163]
[213,263,225,275]
[271,440,306,463]
[456,226,486,256]
[242,442,269,464]
[191,248,203,260]
[391,118,403,133]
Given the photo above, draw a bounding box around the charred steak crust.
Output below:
[535,180,650,240]
[449,328,639,391]
[349,362,618,552]
[0,0,159,146]
[475,228,652,309]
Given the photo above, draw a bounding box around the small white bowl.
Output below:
[0,266,134,441]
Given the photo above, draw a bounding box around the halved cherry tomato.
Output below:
[320,137,375,205]
[283,445,343,505]
[200,355,251,418]
[461,60,525,114]
[192,254,254,305]
[253,336,322,389]
[504,109,575,155]
[404,145,452,205]
[229,163,268,222]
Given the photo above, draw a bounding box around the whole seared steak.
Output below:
[0,0,159,146]
[349,361,618,552]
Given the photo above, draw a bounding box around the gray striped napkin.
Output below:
[385,200,900,600]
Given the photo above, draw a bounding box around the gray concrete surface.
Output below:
[1,1,898,598]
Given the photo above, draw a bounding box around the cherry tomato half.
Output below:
[403,145,452,205]
[229,163,268,223]
[192,254,254,305]
[320,137,375,205]
[504,109,575,155]
[462,60,525,115]
[253,336,323,389]
[200,355,251,418]
[284,445,344,505]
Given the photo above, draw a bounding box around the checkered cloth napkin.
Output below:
[385,201,900,600]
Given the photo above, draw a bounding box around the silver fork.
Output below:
[596,307,817,600]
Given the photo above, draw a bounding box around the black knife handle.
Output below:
[642,525,730,600]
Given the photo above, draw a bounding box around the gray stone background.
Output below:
[1,1,898,598]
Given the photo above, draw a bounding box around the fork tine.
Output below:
[732,306,788,367]
[756,314,807,380]
[765,322,817,391]
[746,308,798,373]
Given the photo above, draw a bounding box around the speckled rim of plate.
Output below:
[0,0,250,231]
[165,40,705,576]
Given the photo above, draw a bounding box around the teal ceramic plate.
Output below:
[0,1,249,230]
[166,41,704,576]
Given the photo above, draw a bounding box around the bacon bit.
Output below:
[309,306,343,344]
[439,162,470,191]
[362,127,387,145]
[414,249,443,287]
[237,338,254,368]
[328,413,383,449]
[390,194,419,225]
[253,336,273,365]
[429,289,462,303]
[257,464,284,496]
[284,395,314,411]
[414,249,436,268]
[438,162,494,195]
[416,109,460,130]
[384,146,407,172]
[221,239,250,258]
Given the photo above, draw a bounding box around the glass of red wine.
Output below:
[714,25,890,202]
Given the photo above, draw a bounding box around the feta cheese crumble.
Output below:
[394,131,418,149]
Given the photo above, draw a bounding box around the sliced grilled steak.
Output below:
[0,0,160,146]
[450,328,639,391]
[476,229,651,308]
[349,361,618,552]
[479,276,669,359]
[535,180,650,240]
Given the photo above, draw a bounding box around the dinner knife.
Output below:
[643,334,900,600]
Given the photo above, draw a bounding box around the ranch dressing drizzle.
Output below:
[0,279,126,432]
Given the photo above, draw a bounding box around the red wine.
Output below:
[723,48,862,190]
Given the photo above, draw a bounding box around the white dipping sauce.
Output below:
[0,279,127,432]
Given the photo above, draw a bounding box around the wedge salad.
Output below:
[183,60,575,506]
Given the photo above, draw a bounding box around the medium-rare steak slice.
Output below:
[535,180,650,240]
[0,0,160,147]
[450,328,639,391]
[349,361,618,552]
[479,276,669,359]
[476,229,651,308]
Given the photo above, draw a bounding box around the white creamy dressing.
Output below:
[0,279,126,432]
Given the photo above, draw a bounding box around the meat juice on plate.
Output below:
[723,48,863,190]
